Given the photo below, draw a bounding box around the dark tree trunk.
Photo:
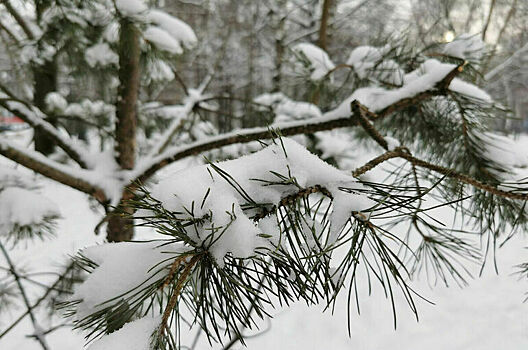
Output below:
[33,59,58,155]
[107,19,140,242]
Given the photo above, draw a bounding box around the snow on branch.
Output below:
[0,140,107,202]
[146,77,211,158]
[132,60,466,183]
[292,43,335,80]
[70,138,382,346]
[0,100,91,169]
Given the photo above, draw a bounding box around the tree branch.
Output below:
[1,0,35,40]
[352,147,528,201]
[0,99,90,169]
[0,140,106,202]
[133,63,465,184]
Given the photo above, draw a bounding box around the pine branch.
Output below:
[353,147,528,201]
[0,263,76,340]
[0,242,49,350]
[132,63,465,184]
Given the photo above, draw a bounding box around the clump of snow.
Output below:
[146,9,197,50]
[63,99,115,120]
[443,34,485,62]
[88,315,161,350]
[73,241,188,319]
[0,187,60,233]
[347,45,404,85]
[144,26,185,54]
[115,0,147,16]
[450,78,492,102]
[478,132,528,174]
[292,43,335,80]
[150,138,373,264]
[0,167,34,188]
[253,92,287,108]
[325,59,460,118]
[145,59,175,82]
[254,93,321,122]
[85,42,119,68]
[103,22,119,43]
[44,92,67,114]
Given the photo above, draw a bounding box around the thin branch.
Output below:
[159,254,201,336]
[147,77,210,158]
[0,98,90,169]
[0,242,49,350]
[352,147,528,201]
[1,0,35,40]
[133,63,464,184]
[0,140,106,202]
[481,0,496,42]
[0,263,75,340]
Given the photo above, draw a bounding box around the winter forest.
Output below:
[1,0,528,349]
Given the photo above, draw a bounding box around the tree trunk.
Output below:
[107,18,140,242]
[33,59,58,155]
[318,0,332,51]
[33,1,58,155]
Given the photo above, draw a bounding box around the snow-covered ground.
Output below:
[1,130,528,349]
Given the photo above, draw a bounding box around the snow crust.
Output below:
[88,315,161,350]
[292,43,335,80]
[326,59,460,118]
[0,187,59,233]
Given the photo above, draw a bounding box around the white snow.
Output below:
[385,136,401,151]
[450,78,492,102]
[88,315,161,350]
[146,9,197,50]
[44,92,67,113]
[149,138,370,264]
[144,25,185,54]
[0,187,60,233]
[145,59,175,82]
[115,0,147,16]
[72,241,188,319]
[325,59,458,118]
[443,33,485,62]
[85,43,119,68]
[347,45,404,85]
[292,43,335,80]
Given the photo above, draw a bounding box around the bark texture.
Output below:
[107,19,141,242]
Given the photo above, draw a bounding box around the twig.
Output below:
[0,241,49,350]
[159,254,201,336]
